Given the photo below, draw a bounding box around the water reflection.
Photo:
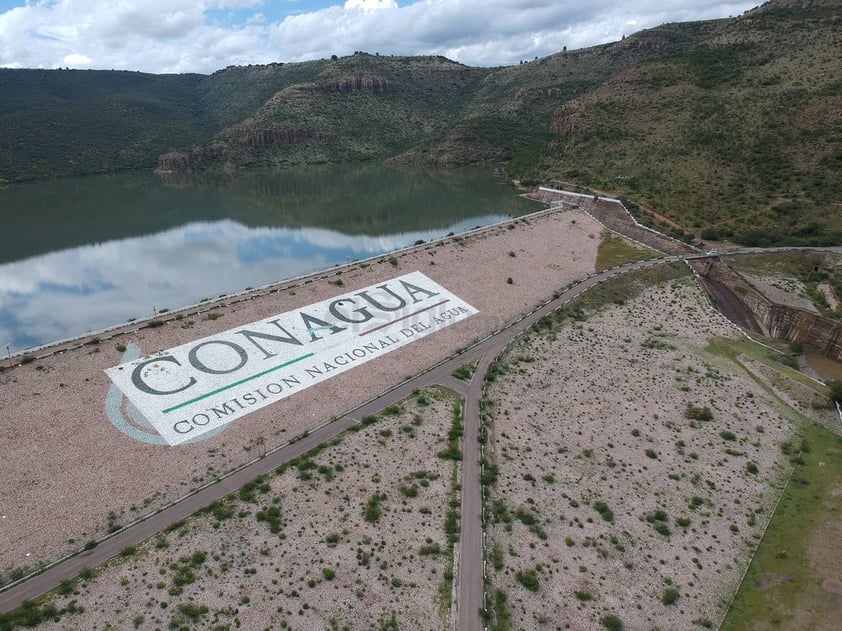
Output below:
[1,165,537,350]
[0,164,532,263]
[0,214,510,350]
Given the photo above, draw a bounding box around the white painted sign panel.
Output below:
[105,271,477,445]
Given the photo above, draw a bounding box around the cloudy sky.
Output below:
[0,0,758,74]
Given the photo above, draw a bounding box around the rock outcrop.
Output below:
[156,128,316,173]
[238,128,313,148]
[692,257,842,361]
[296,76,388,95]
[155,143,232,173]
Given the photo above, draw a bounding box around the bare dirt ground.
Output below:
[35,386,461,630]
[0,207,602,583]
[483,274,836,630]
[740,274,817,313]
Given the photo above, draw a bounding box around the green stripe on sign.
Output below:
[161,353,315,414]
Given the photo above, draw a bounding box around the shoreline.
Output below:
[5,200,550,361]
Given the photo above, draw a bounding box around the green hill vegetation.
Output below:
[0,69,212,181]
[1,0,839,246]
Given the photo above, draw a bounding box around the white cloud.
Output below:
[206,0,263,7]
[344,0,398,12]
[0,0,760,73]
[63,51,90,65]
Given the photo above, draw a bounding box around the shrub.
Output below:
[451,364,473,380]
[444,509,459,543]
[720,430,736,441]
[647,510,668,522]
[515,568,540,592]
[685,402,713,421]
[388,256,398,267]
[418,543,441,556]
[176,603,208,620]
[255,505,282,534]
[662,587,680,605]
[480,461,499,486]
[746,462,759,474]
[489,543,504,570]
[600,614,624,630]
[593,500,614,522]
[645,448,658,459]
[363,494,383,523]
[322,568,336,580]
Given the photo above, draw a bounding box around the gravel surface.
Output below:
[0,207,601,582]
[483,275,833,630]
[34,386,460,631]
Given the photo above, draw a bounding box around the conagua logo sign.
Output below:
[105,271,477,446]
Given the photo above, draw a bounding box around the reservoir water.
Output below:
[0,165,538,351]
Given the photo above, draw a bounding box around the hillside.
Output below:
[522,0,842,246]
[0,0,839,245]
[0,69,211,181]
[156,54,490,172]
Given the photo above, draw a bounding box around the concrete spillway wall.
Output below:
[691,257,842,361]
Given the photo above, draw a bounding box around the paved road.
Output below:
[0,256,673,621]
[453,258,675,631]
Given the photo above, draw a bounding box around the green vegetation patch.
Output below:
[451,359,479,381]
[721,424,842,631]
[595,231,658,272]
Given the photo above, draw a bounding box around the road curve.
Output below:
[0,256,673,619]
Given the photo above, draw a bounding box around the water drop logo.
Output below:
[105,343,220,445]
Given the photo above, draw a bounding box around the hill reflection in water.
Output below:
[0,165,537,350]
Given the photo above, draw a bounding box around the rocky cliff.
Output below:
[156,128,317,173]
[298,76,388,94]
[156,144,232,174]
